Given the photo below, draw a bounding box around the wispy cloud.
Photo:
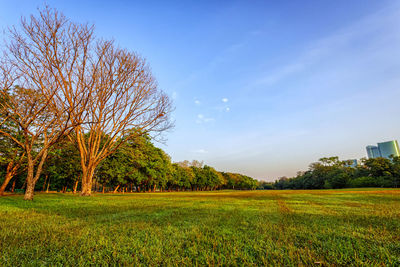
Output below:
[254,63,304,87]
[194,99,201,105]
[251,3,400,89]
[196,114,214,124]
[213,102,231,113]
[222,98,229,103]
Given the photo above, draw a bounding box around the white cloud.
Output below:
[196,114,214,124]
[194,100,201,105]
[222,98,229,103]
[172,91,178,100]
[226,107,230,112]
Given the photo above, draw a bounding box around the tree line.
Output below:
[0,133,258,194]
[272,156,400,190]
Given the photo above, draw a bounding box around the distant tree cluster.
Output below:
[273,156,400,189]
[0,134,258,194]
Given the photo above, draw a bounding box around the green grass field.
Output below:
[0,189,399,266]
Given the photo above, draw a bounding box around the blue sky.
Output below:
[1,0,400,180]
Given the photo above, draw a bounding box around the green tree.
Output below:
[41,139,82,193]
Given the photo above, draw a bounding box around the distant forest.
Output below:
[258,156,400,190]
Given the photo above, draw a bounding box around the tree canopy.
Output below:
[273,156,400,189]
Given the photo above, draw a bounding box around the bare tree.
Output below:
[0,8,93,200]
[176,160,204,168]
[0,7,173,198]
[73,41,173,196]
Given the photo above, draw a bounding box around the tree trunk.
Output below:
[81,177,87,195]
[81,166,95,196]
[23,156,35,200]
[24,148,48,200]
[0,162,16,196]
[73,180,79,194]
[0,172,13,196]
[11,180,16,193]
[113,184,120,193]
[24,178,34,200]
[24,181,35,200]
[42,175,48,191]
[102,184,105,194]
[152,184,156,192]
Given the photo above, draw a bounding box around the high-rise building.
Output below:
[366,145,381,159]
[377,140,400,159]
[344,159,359,168]
[366,140,400,159]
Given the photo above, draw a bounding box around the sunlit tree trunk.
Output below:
[0,171,13,196]
[73,180,79,194]
[24,149,48,200]
[113,184,120,194]
[81,164,95,196]
[0,162,18,196]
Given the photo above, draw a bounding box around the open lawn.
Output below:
[0,189,399,266]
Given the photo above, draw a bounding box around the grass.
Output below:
[0,189,399,266]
